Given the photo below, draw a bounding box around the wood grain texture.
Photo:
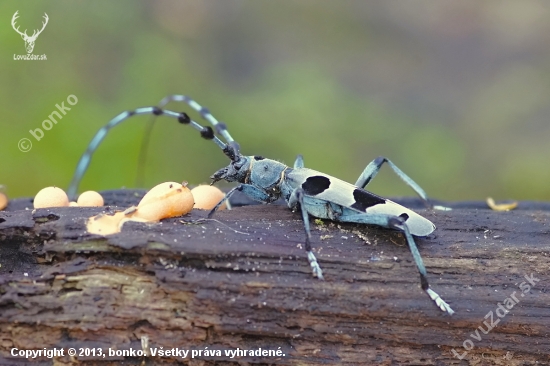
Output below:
[0,191,549,365]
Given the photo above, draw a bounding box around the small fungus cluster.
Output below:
[28,182,227,236]
[33,187,105,208]
[0,192,7,210]
[191,184,227,210]
[131,181,195,221]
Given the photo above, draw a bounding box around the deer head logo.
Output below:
[11,11,49,54]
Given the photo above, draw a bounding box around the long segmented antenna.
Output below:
[158,95,240,152]
[67,107,229,199]
[136,95,240,187]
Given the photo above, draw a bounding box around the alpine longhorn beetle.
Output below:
[68,95,454,315]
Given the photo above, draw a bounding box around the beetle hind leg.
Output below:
[355,156,450,211]
[389,215,454,314]
[339,212,454,314]
[293,154,305,169]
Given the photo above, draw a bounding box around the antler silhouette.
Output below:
[31,13,49,39]
[11,11,49,53]
[11,11,27,38]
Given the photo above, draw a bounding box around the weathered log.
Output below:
[0,190,549,365]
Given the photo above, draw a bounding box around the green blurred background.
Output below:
[2,0,550,201]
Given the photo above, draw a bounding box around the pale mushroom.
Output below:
[34,187,70,208]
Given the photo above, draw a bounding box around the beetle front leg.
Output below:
[208,184,272,219]
[288,188,324,280]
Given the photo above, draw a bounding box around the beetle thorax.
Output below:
[246,156,288,189]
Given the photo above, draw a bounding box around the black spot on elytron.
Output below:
[350,189,386,212]
[399,213,409,221]
[302,176,331,196]
[254,156,265,160]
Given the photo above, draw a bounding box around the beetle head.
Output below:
[211,155,251,184]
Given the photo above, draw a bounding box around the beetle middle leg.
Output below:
[288,187,324,280]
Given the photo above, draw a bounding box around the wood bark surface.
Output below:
[0,190,549,365]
